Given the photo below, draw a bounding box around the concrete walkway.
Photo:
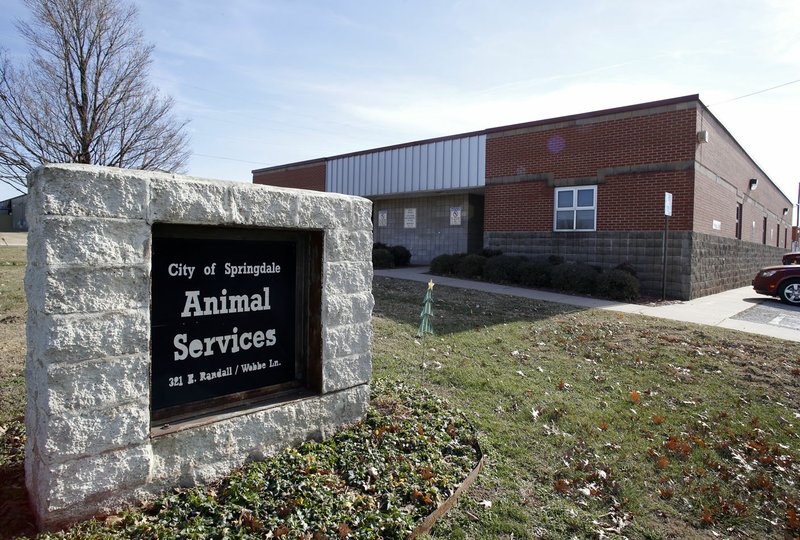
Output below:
[0,232,27,246]
[374,266,800,343]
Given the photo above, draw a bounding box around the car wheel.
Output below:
[778,280,800,305]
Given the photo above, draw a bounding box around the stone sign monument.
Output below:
[25,164,374,529]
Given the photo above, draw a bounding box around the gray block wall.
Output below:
[373,193,483,263]
[485,231,785,300]
[689,233,786,298]
[25,164,374,529]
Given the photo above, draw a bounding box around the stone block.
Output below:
[298,195,372,231]
[150,397,323,486]
[229,184,300,228]
[322,292,374,327]
[32,310,148,365]
[318,384,370,439]
[29,164,148,219]
[38,445,153,518]
[323,322,371,361]
[295,195,352,230]
[47,355,149,411]
[40,401,149,462]
[322,354,371,393]
[323,261,373,296]
[325,230,373,263]
[27,266,149,315]
[28,217,149,267]
[150,177,231,224]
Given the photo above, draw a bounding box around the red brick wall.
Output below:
[485,170,693,232]
[484,106,698,233]
[598,170,693,231]
[253,162,326,192]
[695,109,792,243]
[485,181,552,231]
[486,108,697,180]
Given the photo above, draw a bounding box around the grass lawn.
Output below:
[1,246,799,538]
[372,277,799,539]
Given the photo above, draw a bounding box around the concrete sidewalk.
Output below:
[0,232,27,246]
[374,266,800,343]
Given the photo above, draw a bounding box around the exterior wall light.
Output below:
[697,130,709,143]
[749,178,758,190]
[783,208,789,215]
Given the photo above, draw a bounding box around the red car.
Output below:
[783,252,800,265]
[752,263,800,305]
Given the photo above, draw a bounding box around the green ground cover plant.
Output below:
[1,246,799,538]
[27,380,479,540]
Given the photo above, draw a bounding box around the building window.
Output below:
[554,186,596,231]
[762,217,767,245]
[735,203,742,240]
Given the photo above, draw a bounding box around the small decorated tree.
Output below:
[416,280,435,382]
[416,280,435,338]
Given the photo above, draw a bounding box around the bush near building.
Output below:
[482,255,528,283]
[429,251,641,301]
[389,245,412,267]
[429,253,463,275]
[517,259,554,288]
[597,268,641,301]
[373,243,412,268]
[550,263,601,295]
[372,248,395,269]
[455,254,487,279]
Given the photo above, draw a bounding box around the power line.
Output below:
[192,153,270,166]
[708,78,800,107]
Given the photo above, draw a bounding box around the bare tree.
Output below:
[0,0,190,194]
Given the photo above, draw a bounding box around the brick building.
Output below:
[253,95,792,299]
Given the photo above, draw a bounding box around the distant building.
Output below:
[253,95,792,300]
[0,194,27,232]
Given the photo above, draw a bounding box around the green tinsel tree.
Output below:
[416,280,435,338]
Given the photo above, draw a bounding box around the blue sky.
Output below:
[1,0,799,207]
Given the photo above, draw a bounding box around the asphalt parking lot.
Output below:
[732,298,800,331]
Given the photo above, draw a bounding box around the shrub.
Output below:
[389,245,412,267]
[372,248,394,269]
[517,259,553,288]
[483,255,528,283]
[430,253,461,275]
[456,254,487,279]
[550,263,600,294]
[597,269,640,301]
[548,254,564,265]
[480,248,503,258]
[614,261,638,278]
[373,242,389,250]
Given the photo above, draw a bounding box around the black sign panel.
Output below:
[151,226,305,422]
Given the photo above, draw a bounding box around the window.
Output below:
[735,203,742,240]
[554,186,596,231]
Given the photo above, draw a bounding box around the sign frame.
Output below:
[149,224,323,427]
[404,208,417,229]
[450,206,462,226]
